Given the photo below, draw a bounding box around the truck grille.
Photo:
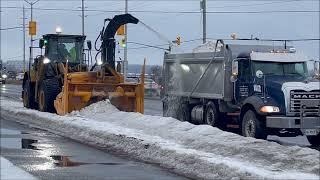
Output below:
[290,90,320,116]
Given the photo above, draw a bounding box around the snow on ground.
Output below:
[1,98,319,180]
[1,156,37,180]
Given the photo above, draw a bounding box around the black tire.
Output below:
[23,80,36,109]
[177,103,190,122]
[205,102,219,126]
[38,78,60,113]
[241,110,267,139]
[163,102,168,117]
[307,134,320,146]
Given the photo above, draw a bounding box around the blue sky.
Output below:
[1,0,319,65]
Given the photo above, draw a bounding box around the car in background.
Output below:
[16,73,24,81]
[0,73,7,84]
[144,78,160,96]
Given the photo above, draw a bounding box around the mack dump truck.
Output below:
[162,40,320,146]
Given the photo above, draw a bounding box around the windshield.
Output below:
[252,61,307,77]
[47,38,83,63]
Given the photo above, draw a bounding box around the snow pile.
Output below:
[1,157,37,180]
[192,41,221,53]
[1,98,319,180]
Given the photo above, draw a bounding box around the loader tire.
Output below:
[23,80,36,109]
[38,78,60,113]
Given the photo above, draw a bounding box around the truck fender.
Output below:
[241,96,265,117]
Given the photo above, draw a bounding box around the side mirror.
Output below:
[314,61,320,74]
[255,70,264,79]
[314,61,320,77]
[39,39,45,49]
[231,60,238,76]
[231,60,238,82]
[87,40,92,50]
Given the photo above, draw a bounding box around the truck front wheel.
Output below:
[242,110,267,139]
[307,134,320,146]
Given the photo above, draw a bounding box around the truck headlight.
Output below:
[2,74,7,79]
[260,106,280,113]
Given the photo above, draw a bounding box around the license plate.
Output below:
[304,129,318,136]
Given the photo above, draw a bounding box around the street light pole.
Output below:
[81,0,84,36]
[0,0,2,65]
[123,0,128,80]
[201,0,207,44]
[24,0,40,66]
[23,6,26,73]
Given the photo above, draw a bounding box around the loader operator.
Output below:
[57,43,77,63]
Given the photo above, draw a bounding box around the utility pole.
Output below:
[201,0,207,44]
[24,0,40,66]
[81,0,84,36]
[123,0,128,80]
[0,0,2,66]
[22,6,26,73]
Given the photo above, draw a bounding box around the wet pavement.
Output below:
[1,115,187,180]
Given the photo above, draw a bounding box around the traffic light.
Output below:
[176,36,181,46]
[120,38,126,48]
[117,25,125,36]
[29,21,37,36]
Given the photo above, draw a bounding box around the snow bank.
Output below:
[1,98,319,180]
[1,157,37,180]
[192,41,221,53]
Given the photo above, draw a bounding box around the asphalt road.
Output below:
[0,84,187,180]
[0,84,317,155]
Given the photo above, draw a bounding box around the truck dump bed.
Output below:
[164,51,231,100]
[163,44,287,101]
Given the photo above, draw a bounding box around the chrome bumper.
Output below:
[266,116,320,129]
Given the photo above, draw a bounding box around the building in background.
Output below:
[4,60,29,72]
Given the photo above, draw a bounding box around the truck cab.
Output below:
[232,51,320,143]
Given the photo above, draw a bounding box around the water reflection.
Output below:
[21,139,40,150]
[50,155,121,167]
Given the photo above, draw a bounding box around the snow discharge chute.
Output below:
[52,14,145,115]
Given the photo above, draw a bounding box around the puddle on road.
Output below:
[21,139,40,150]
[1,137,41,150]
[50,155,122,167]
[1,128,30,135]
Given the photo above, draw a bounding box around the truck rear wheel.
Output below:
[178,104,190,122]
[38,78,60,113]
[23,80,36,109]
[205,102,219,127]
[242,110,267,139]
[307,134,320,146]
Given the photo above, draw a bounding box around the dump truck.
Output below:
[162,39,320,146]
[22,14,145,115]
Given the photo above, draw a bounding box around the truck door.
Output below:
[235,58,252,103]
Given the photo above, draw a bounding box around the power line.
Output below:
[127,42,169,51]
[0,26,24,30]
[2,6,319,14]
[207,0,304,9]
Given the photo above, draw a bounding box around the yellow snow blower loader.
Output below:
[22,14,145,115]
